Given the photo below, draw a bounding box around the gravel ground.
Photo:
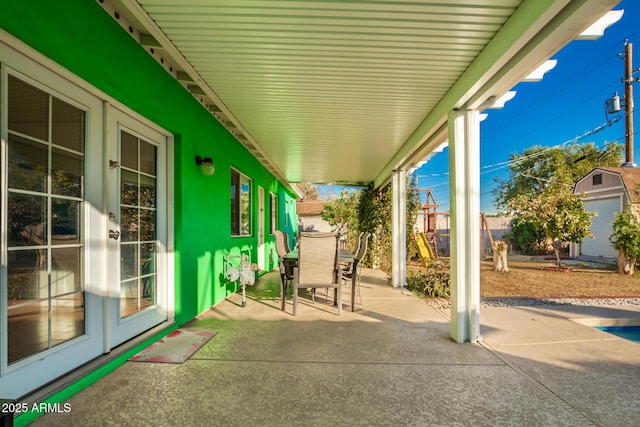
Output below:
[425,298,640,309]
[480,297,640,307]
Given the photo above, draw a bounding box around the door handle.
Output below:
[109,230,120,240]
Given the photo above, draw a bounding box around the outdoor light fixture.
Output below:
[195,155,215,175]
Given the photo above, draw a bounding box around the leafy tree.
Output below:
[494,142,623,213]
[321,188,360,236]
[609,204,640,275]
[494,141,621,256]
[509,185,594,268]
[295,182,319,200]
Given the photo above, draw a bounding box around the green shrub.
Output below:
[406,261,450,298]
[610,203,640,275]
[503,217,545,254]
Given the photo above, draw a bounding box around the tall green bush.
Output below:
[321,177,420,273]
[610,204,640,275]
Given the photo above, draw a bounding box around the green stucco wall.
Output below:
[0,0,297,324]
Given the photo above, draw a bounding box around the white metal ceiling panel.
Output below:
[114,0,620,186]
[136,0,522,183]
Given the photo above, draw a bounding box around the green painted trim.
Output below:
[14,324,179,426]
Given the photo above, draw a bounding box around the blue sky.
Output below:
[413,0,640,214]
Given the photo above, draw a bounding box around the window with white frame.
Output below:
[270,193,278,234]
[231,168,252,236]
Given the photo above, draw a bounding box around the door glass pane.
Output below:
[140,174,155,208]
[52,148,83,197]
[120,244,138,281]
[141,243,156,309]
[50,247,82,295]
[51,293,85,348]
[140,209,155,242]
[8,75,49,140]
[8,135,48,193]
[7,250,48,303]
[7,251,48,364]
[120,279,139,318]
[8,302,49,364]
[141,243,156,276]
[140,276,154,310]
[121,170,138,206]
[140,141,156,175]
[8,193,47,247]
[51,199,81,245]
[121,207,139,242]
[52,97,85,152]
[120,131,138,169]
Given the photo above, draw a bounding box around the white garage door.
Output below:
[581,197,621,259]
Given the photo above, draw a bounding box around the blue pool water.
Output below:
[595,326,640,343]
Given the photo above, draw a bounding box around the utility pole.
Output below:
[623,40,635,166]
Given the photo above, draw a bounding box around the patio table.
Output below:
[282,249,357,312]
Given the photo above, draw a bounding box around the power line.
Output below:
[483,30,640,139]
[416,128,640,211]
[481,78,622,160]
[416,117,623,182]
[481,30,640,158]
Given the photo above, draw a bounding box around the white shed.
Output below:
[573,167,640,260]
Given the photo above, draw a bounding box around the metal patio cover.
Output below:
[112,0,619,187]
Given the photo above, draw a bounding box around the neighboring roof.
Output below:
[604,167,640,202]
[580,167,640,202]
[296,200,325,216]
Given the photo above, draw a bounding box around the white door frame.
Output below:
[0,45,104,398]
[104,105,171,350]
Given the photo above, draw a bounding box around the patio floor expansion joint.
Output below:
[479,341,598,426]
[187,357,506,367]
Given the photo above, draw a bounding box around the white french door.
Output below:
[0,37,173,399]
[105,107,169,349]
[0,55,104,398]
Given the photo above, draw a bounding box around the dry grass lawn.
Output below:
[480,258,640,298]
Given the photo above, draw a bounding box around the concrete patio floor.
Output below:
[28,269,640,426]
